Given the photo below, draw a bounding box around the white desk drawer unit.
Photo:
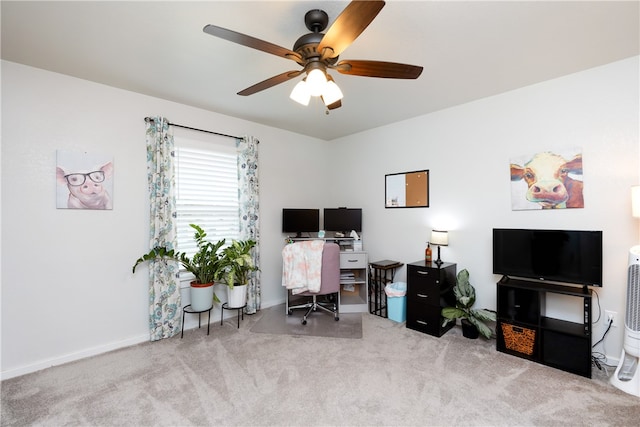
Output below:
[339,251,368,313]
[340,252,367,269]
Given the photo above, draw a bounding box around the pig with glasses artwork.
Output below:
[56,150,113,210]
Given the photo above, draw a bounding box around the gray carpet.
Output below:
[2,310,640,426]
[250,303,363,339]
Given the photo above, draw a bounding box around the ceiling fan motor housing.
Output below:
[294,10,339,66]
[293,32,324,54]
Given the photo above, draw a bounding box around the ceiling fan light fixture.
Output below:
[289,79,311,105]
[306,67,327,96]
[322,79,343,106]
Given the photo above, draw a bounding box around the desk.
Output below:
[181,304,212,338]
[221,302,246,328]
[369,260,404,318]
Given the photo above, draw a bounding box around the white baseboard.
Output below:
[260,297,286,310]
[1,300,287,381]
[0,334,149,381]
[605,355,621,367]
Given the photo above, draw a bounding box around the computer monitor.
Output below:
[323,208,362,233]
[282,208,319,237]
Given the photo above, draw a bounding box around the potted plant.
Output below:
[441,269,496,339]
[132,224,225,311]
[216,239,258,308]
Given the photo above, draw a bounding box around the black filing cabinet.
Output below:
[406,261,457,337]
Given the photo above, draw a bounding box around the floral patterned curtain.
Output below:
[145,117,181,340]
[237,135,261,314]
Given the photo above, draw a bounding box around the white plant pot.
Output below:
[227,284,248,308]
[190,282,214,311]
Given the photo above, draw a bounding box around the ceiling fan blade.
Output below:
[334,60,423,79]
[326,99,342,110]
[203,24,303,64]
[316,0,385,60]
[237,70,303,96]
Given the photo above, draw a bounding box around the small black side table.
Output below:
[369,260,404,318]
[221,302,247,328]
[181,304,212,338]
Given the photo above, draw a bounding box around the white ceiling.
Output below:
[2,1,639,141]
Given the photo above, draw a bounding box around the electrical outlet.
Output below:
[605,310,618,327]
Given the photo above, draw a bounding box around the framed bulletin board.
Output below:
[385,170,429,208]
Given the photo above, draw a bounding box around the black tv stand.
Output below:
[496,277,592,378]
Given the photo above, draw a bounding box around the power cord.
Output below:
[591,289,614,371]
[592,351,607,370]
[591,310,614,371]
[592,317,613,348]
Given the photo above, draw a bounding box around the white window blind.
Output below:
[175,133,239,258]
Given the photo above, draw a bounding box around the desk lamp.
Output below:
[430,230,448,266]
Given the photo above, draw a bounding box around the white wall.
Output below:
[0,61,329,379]
[2,56,638,380]
[328,57,640,363]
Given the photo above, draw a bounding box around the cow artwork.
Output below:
[56,150,114,210]
[510,149,584,210]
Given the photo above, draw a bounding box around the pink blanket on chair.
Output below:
[281,240,325,294]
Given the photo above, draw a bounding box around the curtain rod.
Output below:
[144,117,241,140]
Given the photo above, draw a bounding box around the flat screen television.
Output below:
[323,208,362,233]
[282,208,319,237]
[493,228,603,287]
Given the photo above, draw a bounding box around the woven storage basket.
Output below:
[501,323,536,356]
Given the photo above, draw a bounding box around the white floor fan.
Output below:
[610,245,640,396]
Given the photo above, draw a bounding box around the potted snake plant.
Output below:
[132,224,225,311]
[216,239,258,308]
[441,269,496,339]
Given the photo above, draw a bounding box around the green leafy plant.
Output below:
[216,239,258,289]
[441,269,496,339]
[132,224,225,292]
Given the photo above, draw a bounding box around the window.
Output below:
[174,132,239,258]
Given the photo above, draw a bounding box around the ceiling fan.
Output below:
[203,0,423,110]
